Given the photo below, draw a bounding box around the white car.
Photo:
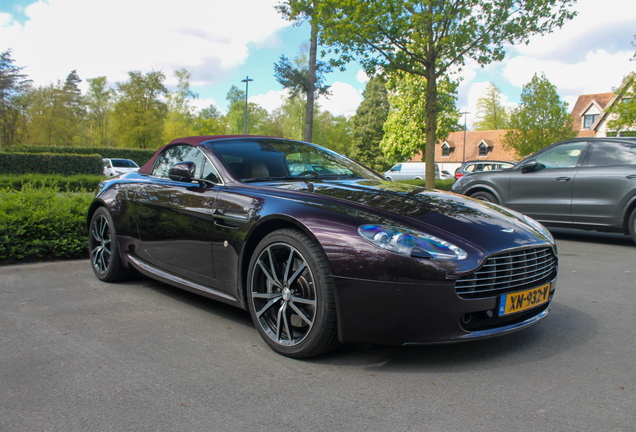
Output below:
[103,158,140,177]
[438,170,454,181]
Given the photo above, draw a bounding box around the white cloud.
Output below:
[318,82,362,117]
[356,69,370,83]
[1,0,289,90]
[249,89,288,113]
[191,97,219,113]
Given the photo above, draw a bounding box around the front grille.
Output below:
[456,247,557,299]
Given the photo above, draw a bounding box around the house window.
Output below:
[583,114,598,129]
[478,142,488,156]
[442,143,450,157]
[622,97,632,104]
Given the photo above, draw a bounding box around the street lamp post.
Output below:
[241,76,253,135]
[460,111,469,162]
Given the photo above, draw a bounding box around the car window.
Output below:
[391,164,402,172]
[588,141,636,167]
[464,165,475,172]
[151,145,217,180]
[112,159,138,168]
[536,142,587,169]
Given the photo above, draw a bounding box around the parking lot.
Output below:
[1,228,635,431]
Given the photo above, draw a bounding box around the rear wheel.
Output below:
[88,207,131,282]
[629,208,636,244]
[247,229,338,358]
[470,191,498,204]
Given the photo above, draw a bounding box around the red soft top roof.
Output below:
[138,135,275,174]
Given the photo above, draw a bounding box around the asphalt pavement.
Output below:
[1,228,635,431]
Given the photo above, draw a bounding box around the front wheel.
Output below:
[470,191,498,204]
[88,207,131,282]
[247,229,338,358]
[629,208,636,245]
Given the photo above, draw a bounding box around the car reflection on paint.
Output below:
[88,135,558,358]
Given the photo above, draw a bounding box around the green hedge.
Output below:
[5,145,155,167]
[0,183,93,264]
[0,174,104,192]
[0,152,103,176]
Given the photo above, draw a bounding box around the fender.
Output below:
[463,183,504,204]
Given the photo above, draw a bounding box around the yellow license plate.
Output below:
[498,283,551,316]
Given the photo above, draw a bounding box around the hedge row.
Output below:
[0,183,93,264]
[5,145,155,167]
[0,174,104,192]
[397,178,456,191]
[0,152,103,176]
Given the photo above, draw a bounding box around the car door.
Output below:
[506,141,589,224]
[571,140,636,228]
[134,144,220,285]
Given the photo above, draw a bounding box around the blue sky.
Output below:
[1,0,635,128]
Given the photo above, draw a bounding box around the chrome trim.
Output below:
[126,253,237,302]
[456,246,557,298]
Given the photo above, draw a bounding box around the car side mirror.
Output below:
[521,160,539,174]
[169,161,196,182]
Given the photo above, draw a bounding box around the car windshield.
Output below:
[206,139,382,182]
[111,159,138,168]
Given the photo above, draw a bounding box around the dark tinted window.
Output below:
[588,141,636,167]
[111,159,138,168]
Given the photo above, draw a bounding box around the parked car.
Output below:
[439,170,454,181]
[452,137,636,243]
[454,160,515,180]
[384,162,439,181]
[88,136,558,358]
[103,158,140,177]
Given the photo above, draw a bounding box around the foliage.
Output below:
[0,49,31,150]
[381,72,460,162]
[276,1,326,142]
[225,85,273,135]
[193,104,229,136]
[312,110,352,155]
[113,70,168,149]
[504,73,576,157]
[606,73,636,135]
[350,76,391,171]
[163,68,198,141]
[0,152,103,176]
[314,0,577,187]
[0,183,93,263]
[86,76,113,147]
[5,145,154,167]
[0,174,104,192]
[473,83,509,130]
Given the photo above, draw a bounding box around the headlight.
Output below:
[358,225,467,260]
[522,215,555,244]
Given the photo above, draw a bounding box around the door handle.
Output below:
[555,177,571,182]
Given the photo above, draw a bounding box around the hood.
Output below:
[264,178,552,253]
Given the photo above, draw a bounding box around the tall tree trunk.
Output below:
[424,13,437,189]
[304,14,318,143]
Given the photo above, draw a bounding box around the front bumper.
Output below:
[332,275,556,346]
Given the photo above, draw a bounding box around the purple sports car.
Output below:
[88,136,558,358]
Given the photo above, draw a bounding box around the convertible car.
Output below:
[88,136,558,358]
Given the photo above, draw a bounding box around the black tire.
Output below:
[247,229,339,358]
[470,191,498,204]
[88,207,131,282]
[629,208,636,245]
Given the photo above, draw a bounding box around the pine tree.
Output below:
[473,83,509,130]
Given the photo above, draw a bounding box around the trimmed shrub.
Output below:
[0,183,93,264]
[5,145,155,167]
[0,174,104,192]
[0,152,103,176]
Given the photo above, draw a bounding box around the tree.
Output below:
[193,104,228,136]
[315,0,577,187]
[113,71,168,149]
[381,72,460,163]
[606,73,636,136]
[312,110,352,154]
[225,85,273,136]
[504,73,576,157]
[350,76,391,171]
[163,68,198,141]
[86,76,113,147]
[473,83,509,130]
[276,0,330,143]
[0,50,30,149]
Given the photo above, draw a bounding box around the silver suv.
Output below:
[454,160,515,180]
[452,138,636,243]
